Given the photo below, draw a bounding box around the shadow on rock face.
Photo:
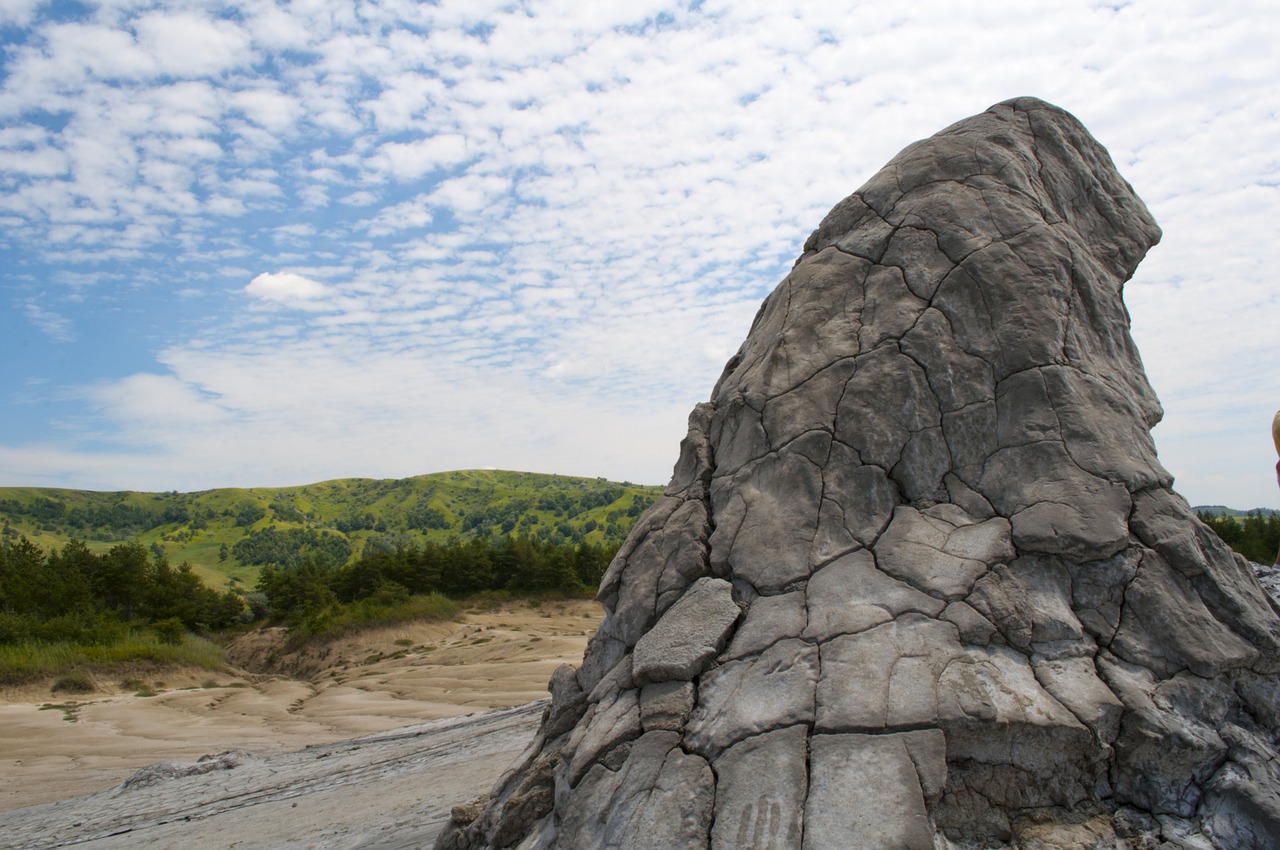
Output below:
[435,97,1280,850]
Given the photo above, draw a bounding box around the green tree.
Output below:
[41,539,96,617]
[0,536,47,616]
[1200,511,1280,565]
[438,537,494,595]
[92,542,151,620]
[256,555,338,619]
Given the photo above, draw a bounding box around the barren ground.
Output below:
[0,599,601,812]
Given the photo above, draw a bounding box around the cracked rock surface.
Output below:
[435,97,1280,850]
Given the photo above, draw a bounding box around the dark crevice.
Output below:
[758,354,859,407]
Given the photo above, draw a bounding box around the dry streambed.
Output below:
[0,599,600,815]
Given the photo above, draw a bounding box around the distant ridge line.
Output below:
[1193,504,1280,517]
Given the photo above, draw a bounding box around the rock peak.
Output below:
[436,99,1280,850]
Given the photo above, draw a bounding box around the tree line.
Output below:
[256,534,616,625]
[0,538,245,646]
[1197,511,1280,566]
[1,529,620,650]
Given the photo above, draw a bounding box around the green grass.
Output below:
[0,632,228,686]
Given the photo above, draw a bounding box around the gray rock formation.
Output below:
[436,97,1280,850]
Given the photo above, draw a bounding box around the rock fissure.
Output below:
[828,239,886,267]
[761,355,859,408]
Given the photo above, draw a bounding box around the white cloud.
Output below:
[0,0,40,28]
[39,23,156,81]
[87,372,230,430]
[230,87,302,134]
[363,193,435,236]
[23,302,75,343]
[340,190,379,206]
[6,335,694,491]
[366,73,448,133]
[245,272,329,304]
[273,223,316,241]
[133,12,252,78]
[2,147,69,177]
[373,133,471,180]
[426,172,510,214]
[205,196,247,216]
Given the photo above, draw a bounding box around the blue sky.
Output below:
[1,0,1278,509]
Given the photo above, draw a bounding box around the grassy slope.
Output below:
[0,470,663,592]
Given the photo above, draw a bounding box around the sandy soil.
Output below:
[0,599,601,812]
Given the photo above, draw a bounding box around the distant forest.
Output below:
[0,471,661,592]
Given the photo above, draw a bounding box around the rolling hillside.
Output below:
[0,470,663,592]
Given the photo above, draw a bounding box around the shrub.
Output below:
[0,612,36,644]
[33,612,127,646]
[152,617,186,645]
[51,671,95,693]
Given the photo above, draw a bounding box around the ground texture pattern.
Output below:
[435,97,1280,850]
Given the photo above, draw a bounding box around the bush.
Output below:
[152,617,186,645]
[33,612,127,646]
[243,592,271,620]
[51,671,95,693]
[0,612,36,644]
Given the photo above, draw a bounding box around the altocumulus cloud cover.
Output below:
[1,1,1278,508]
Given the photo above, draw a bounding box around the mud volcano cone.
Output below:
[436,97,1280,850]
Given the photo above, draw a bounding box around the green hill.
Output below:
[0,470,663,593]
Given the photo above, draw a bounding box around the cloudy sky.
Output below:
[1,1,1277,509]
